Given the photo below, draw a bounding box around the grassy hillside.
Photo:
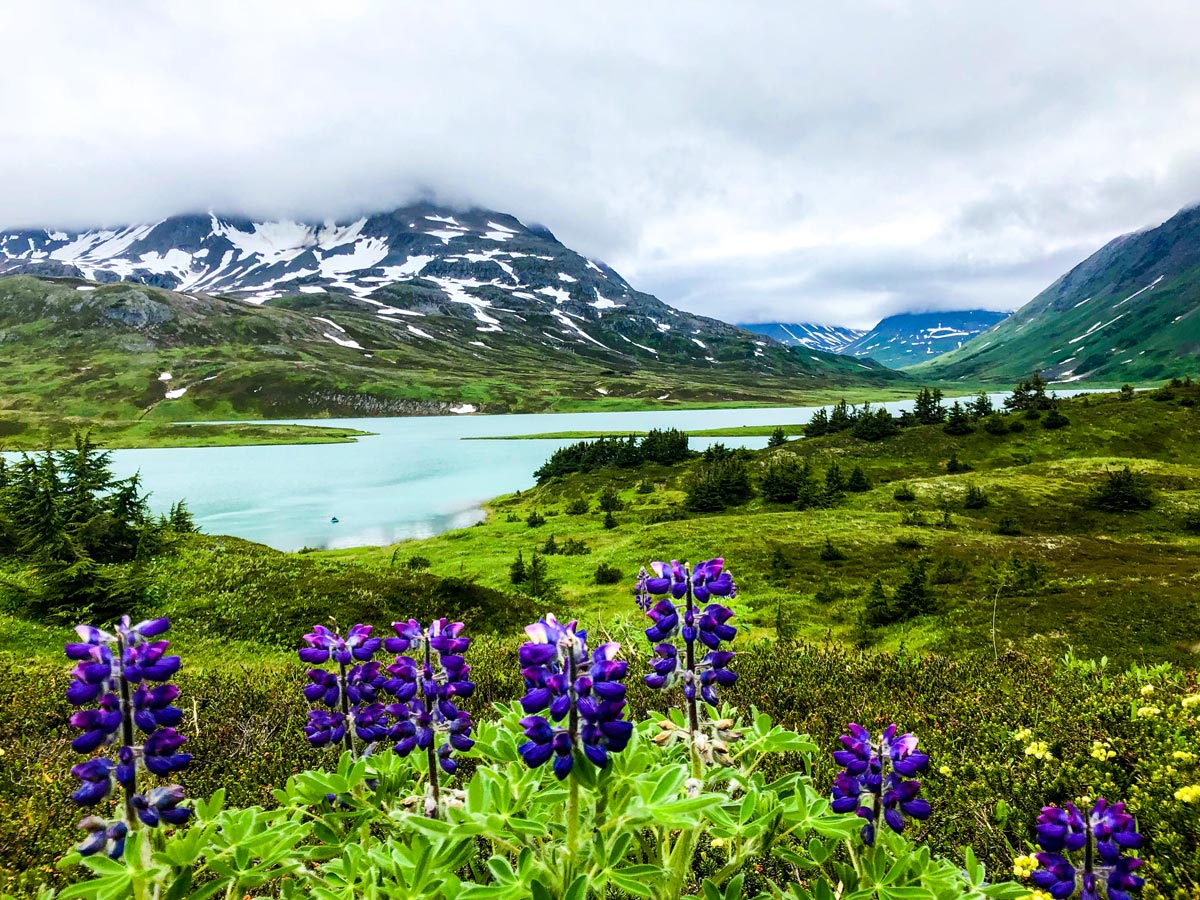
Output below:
[0,275,909,447]
[918,204,1200,382]
[326,383,1200,666]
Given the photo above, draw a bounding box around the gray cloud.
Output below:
[2,0,1200,329]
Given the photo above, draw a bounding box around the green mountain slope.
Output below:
[915,204,1200,382]
[0,275,906,425]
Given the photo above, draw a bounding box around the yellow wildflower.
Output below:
[1182,694,1200,710]
[1175,784,1200,804]
[1024,891,1054,900]
[938,765,952,776]
[1090,740,1116,761]
[1024,741,1054,761]
[1014,727,1034,742]
[1172,750,1195,764]
[1140,684,1155,696]
[1013,855,1039,878]
[1136,706,1160,718]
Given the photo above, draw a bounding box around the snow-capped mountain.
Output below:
[0,203,905,419]
[737,322,866,353]
[840,310,1012,369]
[0,203,771,361]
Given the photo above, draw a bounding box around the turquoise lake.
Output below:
[50,392,1072,550]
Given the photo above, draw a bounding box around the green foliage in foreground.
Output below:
[2,643,1197,899]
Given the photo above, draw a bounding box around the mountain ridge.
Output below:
[915,203,1200,382]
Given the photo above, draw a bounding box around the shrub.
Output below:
[846,465,871,493]
[893,484,916,502]
[1041,407,1070,429]
[644,504,688,524]
[597,485,625,513]
[982,415,1009,436]
[404,554,431,572]
[946,452,971,474]
[602,510,618,529]
[635,479,655,494]
[963,485,989,509]
[760,454,810,504]
[818,537,847,562]
[1181,510,1200,533]
[767,426,787,447]
[931,556,968,584]
[824,462,847,497]
[559,537,590,556]
[942,401,974,435]
[509,550,528,584]
[684,455,753,511]
[525,509,546,528]
[1089,466,1155,512]
[565,498,590,516]
[995,516,1022,536]
[593,562,622,584]
[1007,419,1026,433]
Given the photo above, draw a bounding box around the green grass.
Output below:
[0,413,372,450]
[323,386,1200,666]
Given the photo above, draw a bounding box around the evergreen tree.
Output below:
[1004,373,1052,411]
[806,408,831,436]
[825,461,847,498]
[852,406,899,441]
[509,550,528,585]
[685,454,753,511]
[828,400,856,433]
[767,426,787,447]
[942,401,974,436]
[761,454,804,503]
[968,391,994,419]
[913,387,947,425]
[846,465,871,492]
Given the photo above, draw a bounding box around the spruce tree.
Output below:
[767,426,787,447]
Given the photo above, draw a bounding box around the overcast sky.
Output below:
[2,2,1200,328]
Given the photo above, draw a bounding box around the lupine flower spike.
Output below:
[66,617,191,859]
[299,623,386,756]
[636,558,738,764]
[382,619,475,812]
[517,614,632,779]
[1031,798,1144,900]
[830,723,931,846]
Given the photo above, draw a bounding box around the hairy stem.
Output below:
[424,642,440,815]
[337,660,355,758]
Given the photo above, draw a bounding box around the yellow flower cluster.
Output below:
[1175,784,1200,804]
[1173,750,1196,764]
[1137,705,1161,718]
[1025,741,1054,760]
[1090,740,1116,761]
[1140,684,1156,696]
[1013,855,1039,878]
[1183,694,1200,710]
[1014,727,1034,742]
[938,765,952,776]
[1023,890,1054,900]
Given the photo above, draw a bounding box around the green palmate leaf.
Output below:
[162,868,192,900]
[563,875,590,900]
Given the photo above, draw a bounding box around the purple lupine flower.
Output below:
[64,617,190,859]
[299,623,387,755]
[637,558,738,747]
[382,619,475,796]
[830,723,930,846]
[517,614,632,779]
[1032,799,1144,900]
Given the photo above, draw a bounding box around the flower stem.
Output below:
[684,583,701,779]
[567,774,580,882]
[337,660,355,758]
[566,647,581,884]
[115,632,138,829]
[424,643,440,815]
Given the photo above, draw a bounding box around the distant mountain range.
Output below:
[0,204,902,421]
[839,310,1012,369]
[740,311,1010,368]
[737,322,865,353]
[917,203,1200,382]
